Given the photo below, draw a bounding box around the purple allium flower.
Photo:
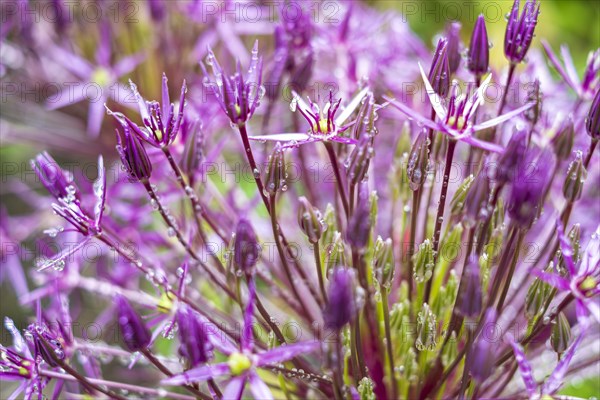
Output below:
[234,219,260,274]
[504,0,540,64]
[116,295,152,352]
[534,224,600,324]
[469,309,496,383]
[508,329,586,398]
[176,305,213,368]
[109,75,186,148]
[586,89,600,139]
[32,154,106,271]
[428,38,450,97]
[162,278,319,399]
[455,257,482,319]
[445,22,462,75]
[323,267,356,330]
[543,41,599,99]
[386,67,533,153]
[201,41,264,126]
[467,15,489,78]
[115,122,153,182]
[1,318,45,398]
[46,25,144,136]
[250,88,369,147]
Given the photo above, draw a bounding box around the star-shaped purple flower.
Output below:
[384,64,534,153]
[161,278,319,400]
[534,224,600,324]
[249,87,369,148]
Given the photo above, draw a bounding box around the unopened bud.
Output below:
[298,197,323,244]
[455,257,482,320]
[234,219,260,274]
[416,303,437,351]
[563,151,587,202]
[429,38,450,97]
[450,175,474,217]
[413,239,434,283]
[347,135,374,187]
[551,117,575,161]
[323,267,355,331]
[586,89,600,139]
[467,15,489,77]
[406,130,430,191]
[265,143,287,196]
[374,237,394,288]
[551,312,571,356]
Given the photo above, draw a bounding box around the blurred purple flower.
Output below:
[504,0,540,64]
[162,278,319,399]
[543,41,599,99]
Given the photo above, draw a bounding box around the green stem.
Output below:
[381,285,398,400]
[314,242,327,304]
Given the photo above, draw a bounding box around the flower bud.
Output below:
[346,187,371,250]
[30,152,80,203]
[551,312,571,356]
[180,119,204,184]
[496,129,527,185]
[586,89,600,139]
[450,175,474,216]
[406,130,430,191]
[445,22,462,75]
[524,79,542,126]
[116,296,151,351]
[470,309,497,383]
[508,149,553,227]
[373,237,394,288]
[467,15,489,78]
[416,303,437,351]
[455,257,482,320]
[176,306,213,367]
[347,135,374,187]
[464,171,491,227]
[116,125,152,182]
[26,324,66,368]
[413,239,434,283]
[563,151,587,203]
[264,143,287,196]
[551,117,575,161]
[504,0,540,64]
[524,270,552,320]
[323,267,355,330]
[298,197,324,244]
[234,219,260,274]
[350,92,377,140]
[429,38,450,97]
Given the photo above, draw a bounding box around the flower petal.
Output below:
[542,40,578,93]
[460,135,504,153]
[161,363,230,385]
[383,96,443,132]
[330,135,358,145]
[248,373,273,400]
[257,341,319,367]
[543,331,585,394]
[531,269,570,292]
[472,102,533,132]
[335,87,370,127]
[222,376,246,400]
[418,62,447,121]
[560,44,581,90]
[507,335,537,397]
[249,133,312,143]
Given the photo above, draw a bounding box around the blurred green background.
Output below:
[370,0,600,69]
